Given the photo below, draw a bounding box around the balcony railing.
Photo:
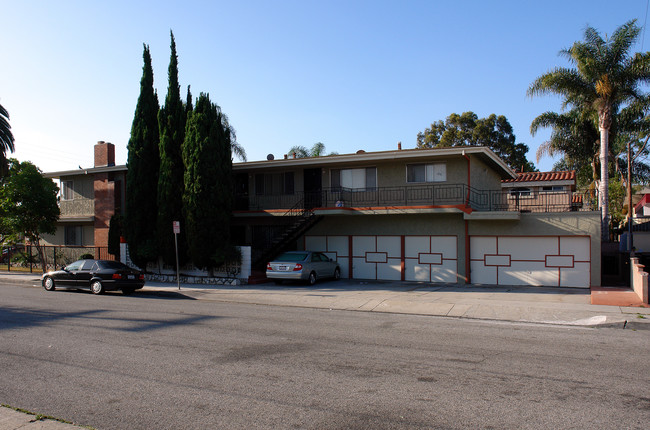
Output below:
[235,185,598,214]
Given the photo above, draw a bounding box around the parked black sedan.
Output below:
[42,259,145,295]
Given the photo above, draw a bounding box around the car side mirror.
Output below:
[60,266,67,271]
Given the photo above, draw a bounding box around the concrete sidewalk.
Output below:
[2,271,649,329]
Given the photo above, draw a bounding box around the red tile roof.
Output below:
[502,171,576,183]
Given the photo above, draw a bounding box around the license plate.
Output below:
[278,265,288,271]
[128,275,135,279]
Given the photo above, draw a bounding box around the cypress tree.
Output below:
[157,31,188,265]
[182,93,234,269]
[125,44,160,269]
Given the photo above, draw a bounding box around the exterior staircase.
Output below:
[252,207,323,270]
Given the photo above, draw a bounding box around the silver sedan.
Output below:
[266,251,341,285]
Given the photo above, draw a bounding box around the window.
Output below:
[80,260,97,271]
[331,167,377,190]
[61,181,74,200]
[541,185,564,192]
[509,187,531,197]
[406,164,446,183]
[64,226,83,246]
[255,172,294,195]
[65,260,84,271]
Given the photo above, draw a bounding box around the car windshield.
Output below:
[275,252,308,262]
[97,261,129,270]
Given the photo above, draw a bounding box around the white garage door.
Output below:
[305,235,458,282]
[470,236,590,288]
[404,236,457,283]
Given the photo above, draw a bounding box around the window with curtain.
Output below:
[406,164,446,183]
[331,167,376,190]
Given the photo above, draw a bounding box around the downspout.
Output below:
[463,150,471,207]
[462,150,471,284]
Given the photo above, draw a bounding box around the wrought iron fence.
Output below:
[0,244,116,273]
[236,185,598,214]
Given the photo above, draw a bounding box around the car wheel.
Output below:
[122,287,135,295]
[90,280,104,295]
[308,272,317,285]
[43,276,55,291]
[333,268,341,281]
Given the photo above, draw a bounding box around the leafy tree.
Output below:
[125,44,160,269]
[416,112,536,171]
[0,159,59,272]
[157,31,188,265]
[0,102,15,177]
[527,20,650,239]
[182,93,235,269]
[288,142,335,158]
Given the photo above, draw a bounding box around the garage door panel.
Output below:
[560,262,590,287]
[377,259,402,280]
[405,236,429,258]
[353,236,375,255]
[498,237,557,261]
[431,260,458,283]
[353,258,375,279]
[560,237,590,261]
[405,261,430,282]
[433,236,457,259]
[471,261,497,284]
[377,236,401,258]
[327,236,349,256]
[470,237,497,259]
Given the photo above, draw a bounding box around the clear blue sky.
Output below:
[2,0,650,173]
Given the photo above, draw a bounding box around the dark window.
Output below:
[255,172,294,195]
[255,174,265,196]
[283,172,294,194]
[81,260,95,271]
[64,226,83,246]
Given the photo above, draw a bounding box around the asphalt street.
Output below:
[1,281,649,429]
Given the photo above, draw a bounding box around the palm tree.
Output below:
[0,102,15,177]
[288,142,336,158]
[531,108,600,184]
[528,20,650,240]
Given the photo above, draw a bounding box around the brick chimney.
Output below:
[94,141,115,167]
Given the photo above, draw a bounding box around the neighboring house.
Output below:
[501,171,583,212]
[233,146,601,288]
[42,141,126,253]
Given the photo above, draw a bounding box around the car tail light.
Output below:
[112,273,122,280]
[139,274,144,280]
[267,263,273,271]
[293,263,302,271]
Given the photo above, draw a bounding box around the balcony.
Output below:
[235,184,597,214]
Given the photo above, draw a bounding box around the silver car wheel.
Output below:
[308,272,317,285]
[43,277,55,291]
[334,268,340,281]
[91,280,104,295]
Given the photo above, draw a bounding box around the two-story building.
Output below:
[42,142,601,287]
[232,146,600,288]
